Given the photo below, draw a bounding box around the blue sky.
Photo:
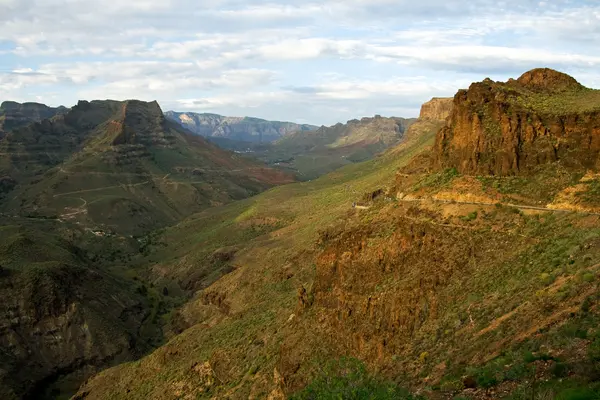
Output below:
[1,0,600,125]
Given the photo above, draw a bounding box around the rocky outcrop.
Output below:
[111,100,174,147]
[419,97,453,121]
[432,68,600,175]
[165,111,318,143]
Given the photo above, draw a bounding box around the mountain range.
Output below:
[165,110,420,180]
[164,111,318,143]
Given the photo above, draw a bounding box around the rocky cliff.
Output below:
[0,227,154,400]
[419,97,453,121]
[432,68,600,175]
[165,111,318,143]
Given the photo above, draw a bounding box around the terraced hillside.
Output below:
[75,70,600,400]
[0,100,293,235]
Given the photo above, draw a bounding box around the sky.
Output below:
[1,0,600,125]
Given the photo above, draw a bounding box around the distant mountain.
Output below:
[0,101,67,137]
[0,100,294,235]
[246,115,417,180]
[165,111,318,143]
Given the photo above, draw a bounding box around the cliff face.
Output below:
[110,100,174,147]
[165,111,318,143]
[419,97,453,121]
[432,69,600,175]
[0,232,153,400]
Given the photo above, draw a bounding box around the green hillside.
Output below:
[0,215,167,400]
[71,111,439,399]
[238,115,417,180]
[0,100,293,235]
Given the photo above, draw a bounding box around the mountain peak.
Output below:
[109,100,168,146]
[515,68,583,93]
[0,101,68,134]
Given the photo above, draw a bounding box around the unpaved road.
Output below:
[398,197,600,217]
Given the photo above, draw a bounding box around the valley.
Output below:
[167,110,419,180]
[71,69,600,400]
[2,68,600,400]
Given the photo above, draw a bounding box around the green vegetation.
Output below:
[478,163,582,205]
[291,359,420,400]
[577,179,600,205]
[510,86,600,115]
[0,100,290,235]
[240,116,416,180]
[412,167,459,191]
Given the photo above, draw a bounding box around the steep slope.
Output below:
[0,101,67,137]
[0,217,160,400]
[76,77,600,400]
[165,111,318,143]
[255,115,417,179]
[72,107,435,400]
[0,100,293,235]
[432,68,600,175]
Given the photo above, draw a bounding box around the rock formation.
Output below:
[419,97,453,121]
[432,68,600,175]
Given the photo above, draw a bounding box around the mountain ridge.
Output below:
[0,99,294,234]
[165,111,318,143]
[0,101,67,137]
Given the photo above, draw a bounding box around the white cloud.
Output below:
[1,0,600,124]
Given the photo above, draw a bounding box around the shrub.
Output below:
[555,387,600,400]
[583,273,595,283]
[461,212,478,222]
[290,358,421,400]
[588,338,600,362]
[550,362,569,378]
[540,273,555,286]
